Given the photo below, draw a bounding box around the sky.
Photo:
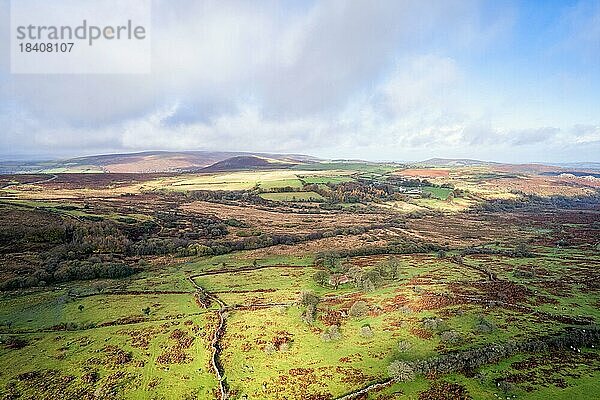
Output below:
[1,0,599,163]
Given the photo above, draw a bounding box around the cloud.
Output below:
[0,0,598,162]
[570,124,600,144]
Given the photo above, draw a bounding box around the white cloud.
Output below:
[0,0,598,162]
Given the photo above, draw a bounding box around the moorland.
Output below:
[0,152,599,400]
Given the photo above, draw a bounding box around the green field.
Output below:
[1,162,599,400]
[300,176,354,185]
[422,186,453,200]
[259,191,325,202]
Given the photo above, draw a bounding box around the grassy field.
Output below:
[421,186,453,200]
[1,162,599,399]
[259,191,325,202]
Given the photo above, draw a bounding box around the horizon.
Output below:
[2,1,600,163]
[1,148,600,167]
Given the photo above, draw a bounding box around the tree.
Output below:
[312,270,330,286]
[452,254,464,265]
[388,360,415,382]
[78,304,84,312]
[316,252,342,271]
[375,257,401,279]
[142,307,151,315]
[298,291,320,324]
[298,291,320,307]
[514,242,533,257]
[301,304,317,324]
[474,316,495,333]
[361,278,375,292]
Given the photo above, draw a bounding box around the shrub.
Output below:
[388,360,415,382]
[301,304,317,324]
[321,325,342,342]
[360,325,373,338]
[312,270,330,286]
[263,343,277,354]
[474,316,495,334]
[360,278,375,292]
[298,291,320,307]
[440,330,462,344]
[497,379,515,394]
[279,341,291,352]
[397,340,412,352]
[2,336,29,350]
[422,317,447,333]
[348,301,369,318]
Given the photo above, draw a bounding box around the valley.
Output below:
[0,155,599,399]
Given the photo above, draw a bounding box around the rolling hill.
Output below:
[0,151,318,174]
[415,158,499,167]
[200,155,296,172]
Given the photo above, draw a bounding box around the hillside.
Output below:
[0,151,318,174]
[416,158,499,167]
[200,156,296,172]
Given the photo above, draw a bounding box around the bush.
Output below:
[348,301,369,318]
[360,325,373,338]
[263,343,277,354]
[2,336,29,349]
[496,379,515,394]
[312,270,330,286]
[298,291,320,307]
[474,316,495,334]
[388,360,415,382]
[321,325,342,342]
[440,330,462,344]
[301,304,317,324]
[422,317,447,333]
[397,340,412,352]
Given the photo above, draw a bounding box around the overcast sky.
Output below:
[1,0,600,162]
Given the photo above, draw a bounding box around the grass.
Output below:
[259,191,325,202]
[2,163,599,399]
[1,249,599,399]
[413,197,474,212]
[258,178,303,190]
[0,199,153,223]
[301,176,354,184]
[421,186,452,200]
[145,170,353,192]
[0,316,217,399]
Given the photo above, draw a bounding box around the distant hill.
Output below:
[200,156,296,172]
[0,151,319,174]
[543,162,600,171]
[415,158,499,167]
